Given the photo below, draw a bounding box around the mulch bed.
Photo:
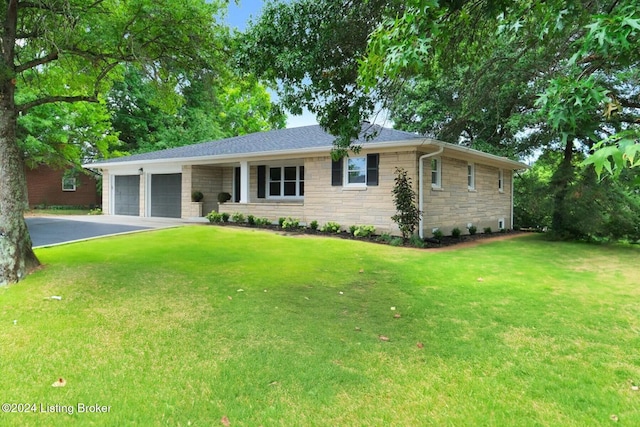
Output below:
[207,221,529,250]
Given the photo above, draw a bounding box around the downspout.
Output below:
[418,146,444,239]
[511,170,515,229]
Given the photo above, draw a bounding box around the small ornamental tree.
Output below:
[391,168,421,239]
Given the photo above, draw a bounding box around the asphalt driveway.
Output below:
[26,215,204,247]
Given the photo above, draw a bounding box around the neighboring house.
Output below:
[26,164,100,209]
[83,125,528,237]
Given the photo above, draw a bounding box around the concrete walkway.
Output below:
[26,215,207,248]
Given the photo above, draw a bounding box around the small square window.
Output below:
[62,177,76,191]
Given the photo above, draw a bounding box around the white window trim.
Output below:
[467,162,476,191]
[62,177,77,192]
[498,169,504,193]
[431,157,442,189]
[344,156,367,187]
[267,165,304,200]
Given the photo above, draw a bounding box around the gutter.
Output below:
[418,146,444,239]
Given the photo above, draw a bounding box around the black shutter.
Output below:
[366,154,379,186]
[331,159,342,186]
[257,165,266,199]
[234,167,241,202]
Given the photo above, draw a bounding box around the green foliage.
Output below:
[353,225,376,238]
[206,211,223,223]
[409,234,425,248]
[217,192,232,204]
[281,217,300,230]
[468,225,477,235]
[231,213,245,224]
[278,217,286,227]
[191,191,204,202]
[321,222,341,233]
[247,215,256,226]
[391,168,421,239]
[221,213,230,223]
[254,217,272,227]
[377,233,393,243]
[451,227,462,238]
[309,220,319,230]
[240,0,396,149]
[389,237,404,247]
[432,229,443,241]
[484,227,493,234]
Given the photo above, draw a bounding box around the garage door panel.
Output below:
[114,175,140,216]
[151,173,181,218]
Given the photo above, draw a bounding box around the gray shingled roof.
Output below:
[89,124,422,165]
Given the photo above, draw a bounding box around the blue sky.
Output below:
[223,1,318,128]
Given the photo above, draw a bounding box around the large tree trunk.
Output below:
[1,0,40,286]
[550,138,575,239]
[0,87,40,286]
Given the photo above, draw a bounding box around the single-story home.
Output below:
[26,163,101,209]
[83,124,528,237]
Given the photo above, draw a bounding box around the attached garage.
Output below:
[114,175,140,216]
[150,173,182,218]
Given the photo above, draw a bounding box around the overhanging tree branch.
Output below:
[17,95,98,114]
[15,51,58,73]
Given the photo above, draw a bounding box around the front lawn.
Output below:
[1,227,638,426]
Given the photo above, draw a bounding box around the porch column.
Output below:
[240,161,250,203]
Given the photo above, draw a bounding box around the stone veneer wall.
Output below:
[182,165,222,217]
[422,156,512,236]
[101,171,110,214]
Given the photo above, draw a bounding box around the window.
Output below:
[431,158,441,188]
[267,166,304,198]
[346,157,366,185]
[331,154,379,187]
[498,169,504,192]
[467,162,475,190]
[62,176,76,191]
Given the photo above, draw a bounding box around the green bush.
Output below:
[390,237,404,246]
[278,217,286,227]
[321,222,341,233]
[309,220,319,230]
[191,190,204,202]
[231,212,245,223]
[255,217,271,226]
[377,233,393,243]
[353,225,376,238]
[432,229,443,240]
[391,167,421,239]
[217,192,231,204]
[282,217,300,230]
[452,227,461,238]
[468,225,477,235]
[206,211,223,223]
[247,215,256,226]
[221,212,230,223]
[484,227,492,234]
[409,234,425,248]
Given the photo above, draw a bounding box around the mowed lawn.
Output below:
[1,227,639,426]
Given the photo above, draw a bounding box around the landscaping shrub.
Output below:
[255,217,271,227]
[409,234,425,248]
[206,211,223,223]
[281,217,300,230]
[349,225,358,235]
[231,212,245,223]
[309,220,319,230]
[353,225,376,238]
[468,225,477,235]
[452,227,462,238]
[221,212,230,223]
[217,192,231,203]
[390,237,404,246]
[432,229,443,240]
[391,167,421,239]
[247,215,256,226]
[278,217,286,227]
[321,222,341,233]
[191,190,204,202]
[484,227,492,234]
[377,233,393,243]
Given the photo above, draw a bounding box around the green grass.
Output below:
[27,208,93,216]
[1,227,639,426]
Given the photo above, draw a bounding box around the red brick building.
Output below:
[26,164,101,208]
